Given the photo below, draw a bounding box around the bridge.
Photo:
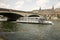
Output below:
[0,8,60,21]
[0,8,41,21]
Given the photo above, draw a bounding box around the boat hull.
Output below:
[16,20,53,25]
[16,17,53,25]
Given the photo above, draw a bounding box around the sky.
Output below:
[0,0,60,11]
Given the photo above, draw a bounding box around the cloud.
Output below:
[14,1,24,10]
[0,3,10,8]
[15,1,24,5]
[0,0,25,10]
[35,0,52,9]
[25,0,32,3]
[55,2,60,8]
[0,0,59,11]
[36,0,49,6]
[0,0,9,2]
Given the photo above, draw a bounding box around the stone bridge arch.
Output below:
[28,14,40,17]
[0,12,24,21]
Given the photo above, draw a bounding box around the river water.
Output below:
[0,21,60,40]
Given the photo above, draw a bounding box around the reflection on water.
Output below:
[0,21,60,40]
[0,22,17,32]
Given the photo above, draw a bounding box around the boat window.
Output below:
[36,18,38,19]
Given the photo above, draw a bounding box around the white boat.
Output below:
[16,17,53,25]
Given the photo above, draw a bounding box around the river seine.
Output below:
[0,21,60,40]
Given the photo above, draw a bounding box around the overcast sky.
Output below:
[0,0,60,11]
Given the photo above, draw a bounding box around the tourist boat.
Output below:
[16,17,53,25]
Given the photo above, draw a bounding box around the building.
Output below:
[32,6,60,20]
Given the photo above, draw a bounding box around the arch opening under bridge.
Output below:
[28,15,39,17]
[0,12,24,21]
